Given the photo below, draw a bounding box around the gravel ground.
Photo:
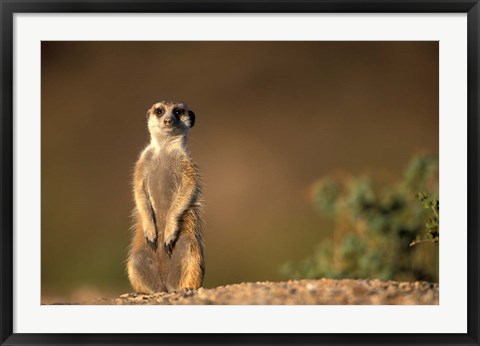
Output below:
[89,279,438,305]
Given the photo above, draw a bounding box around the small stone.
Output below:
[132,295,146,302]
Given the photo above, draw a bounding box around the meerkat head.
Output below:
[145,100,195,142]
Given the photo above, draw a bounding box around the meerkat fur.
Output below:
[127,100,204,293]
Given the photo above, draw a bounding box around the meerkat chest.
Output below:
[145,151,183,208]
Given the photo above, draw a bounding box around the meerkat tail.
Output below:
[179,240,205,289]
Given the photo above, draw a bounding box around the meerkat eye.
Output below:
[173,108,184,117]
[155,108,164,116]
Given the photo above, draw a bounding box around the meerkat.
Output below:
[127,100,204,293]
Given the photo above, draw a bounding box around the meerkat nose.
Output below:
[164,118,173,126]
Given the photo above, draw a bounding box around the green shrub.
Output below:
[410,192,439,246]
[280,155,439,282]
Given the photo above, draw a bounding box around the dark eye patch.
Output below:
[155,108,164,116]
[173,108,184,117]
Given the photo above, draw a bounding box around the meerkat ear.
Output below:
[145,109,150,122]
[188,110,196,128]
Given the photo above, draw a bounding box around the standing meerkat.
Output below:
[127,100,204,293]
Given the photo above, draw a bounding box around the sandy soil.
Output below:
[87,278,438,305]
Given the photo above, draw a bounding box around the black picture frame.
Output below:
[1,1,478,345]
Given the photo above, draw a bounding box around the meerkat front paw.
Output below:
[144,226,158,250]
[164,226,179,256]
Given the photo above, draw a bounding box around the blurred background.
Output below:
[41,41,438,303]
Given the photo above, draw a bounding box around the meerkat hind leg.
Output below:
[128,248,166,294]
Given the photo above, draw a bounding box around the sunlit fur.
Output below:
[127,101,204,293]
